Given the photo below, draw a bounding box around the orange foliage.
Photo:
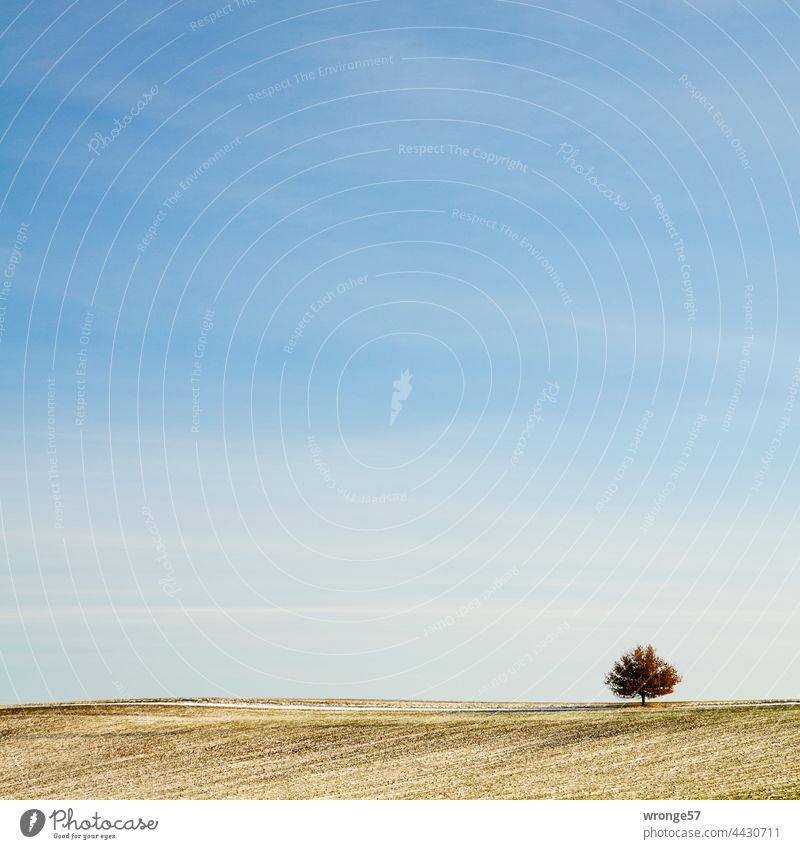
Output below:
[604,644,681,705]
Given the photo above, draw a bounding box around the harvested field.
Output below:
[1,700,798,799]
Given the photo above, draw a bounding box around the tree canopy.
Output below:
[604,644,681,705]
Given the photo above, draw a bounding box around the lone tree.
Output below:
[604,644,681,706]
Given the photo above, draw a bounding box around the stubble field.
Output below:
[1,699,798,799]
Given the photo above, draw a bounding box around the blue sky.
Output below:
[1,0,799,703]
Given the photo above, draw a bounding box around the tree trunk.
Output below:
[640,692,646,706]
